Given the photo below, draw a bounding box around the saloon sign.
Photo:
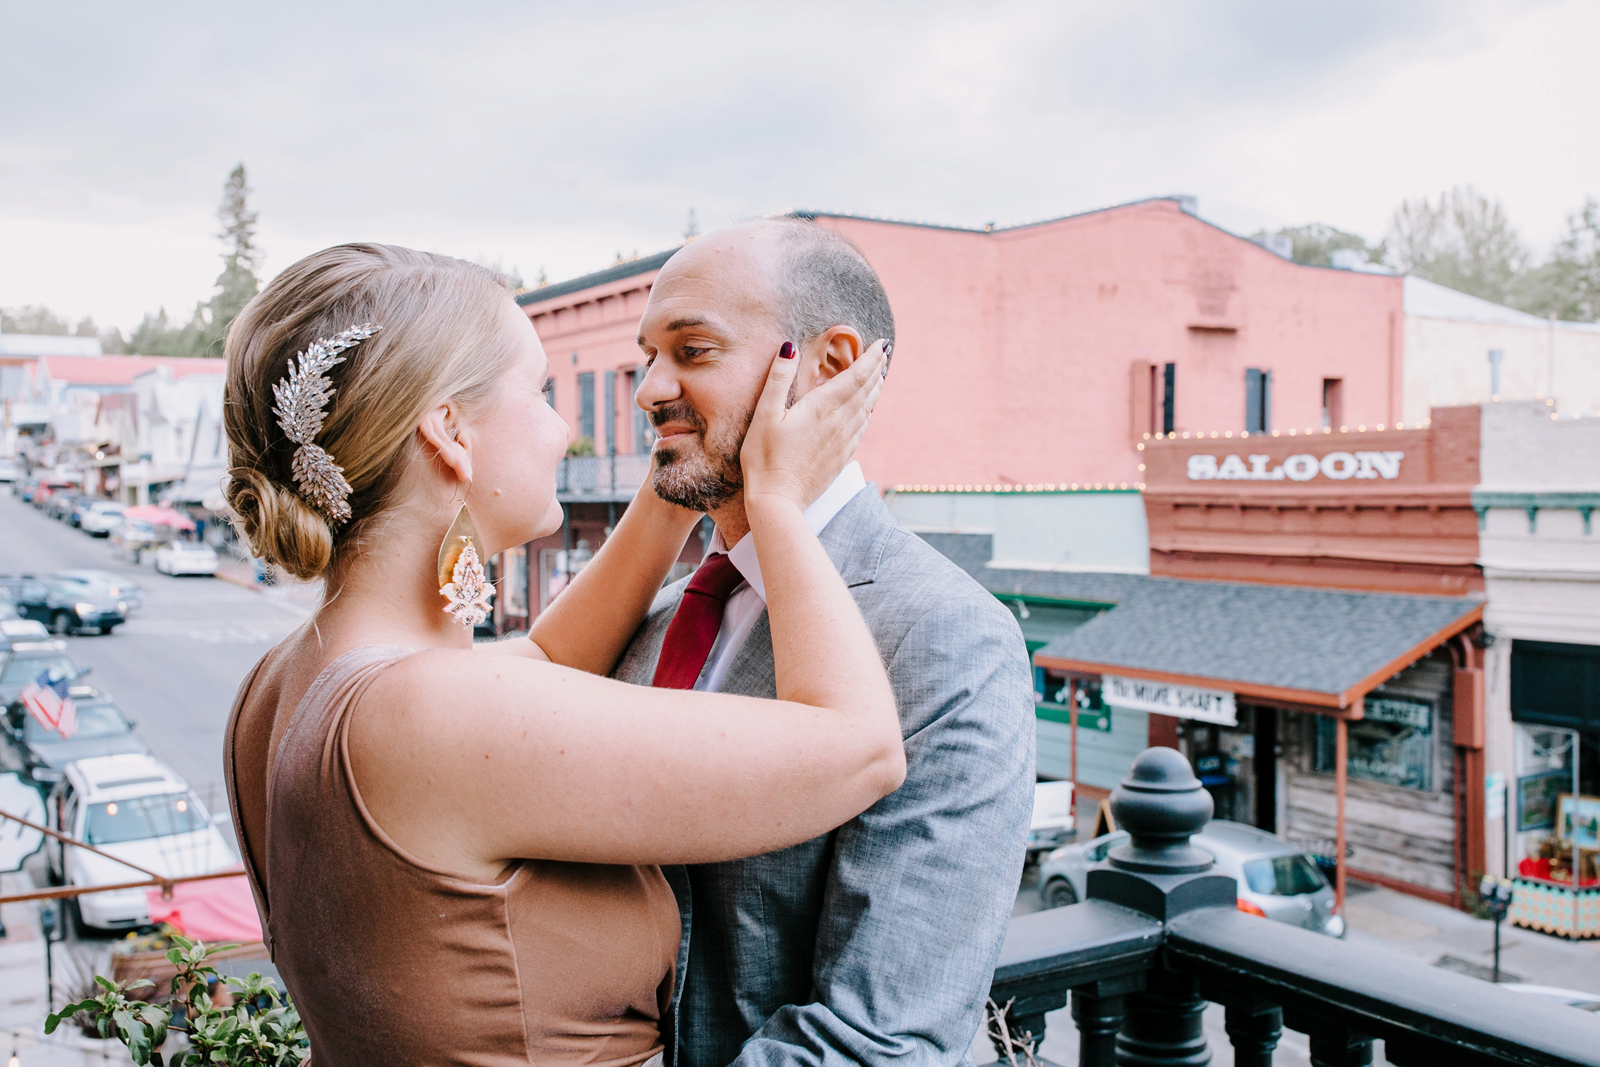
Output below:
[1104,675,1237,726]
[1187,450,1404,482]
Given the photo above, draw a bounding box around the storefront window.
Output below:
[1033,669,1111,733]
[1314,696,1434,791]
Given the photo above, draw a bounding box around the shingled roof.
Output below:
[1034,579,1483,711]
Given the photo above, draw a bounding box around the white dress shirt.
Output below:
[695,462,867,692]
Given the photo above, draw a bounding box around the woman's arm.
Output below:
[514,484,700,673]
[348,345,902,873]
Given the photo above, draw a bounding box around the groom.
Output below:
[616,217,1035,1067]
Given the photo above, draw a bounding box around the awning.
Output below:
[1033,578,1484,716]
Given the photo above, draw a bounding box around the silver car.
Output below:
[1038,819,1346,938]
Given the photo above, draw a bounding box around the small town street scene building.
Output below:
[2,6,1599,1066]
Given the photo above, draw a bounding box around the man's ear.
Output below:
[813,326,865,382]
[417,402,473,485]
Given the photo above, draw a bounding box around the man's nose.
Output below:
[635,358,681,411]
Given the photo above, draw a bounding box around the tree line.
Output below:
[1255,185,1600,321]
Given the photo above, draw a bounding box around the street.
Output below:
[0,489,305,803]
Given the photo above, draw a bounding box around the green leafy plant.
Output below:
[46,936,307,1066]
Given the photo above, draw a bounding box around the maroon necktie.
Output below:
[652,553,747,690]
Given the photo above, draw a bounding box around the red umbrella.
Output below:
[123,504,197,531]
[145,869,262,943]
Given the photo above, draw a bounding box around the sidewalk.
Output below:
[1343,881,1600,992]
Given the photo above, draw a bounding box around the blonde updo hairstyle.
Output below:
[224,243,519,581]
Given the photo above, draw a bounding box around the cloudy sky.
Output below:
[3,0,1596,332]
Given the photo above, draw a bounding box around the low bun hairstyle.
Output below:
[223,244,519,581]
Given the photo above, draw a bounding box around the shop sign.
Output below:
[1186,451,1404,482]
[1104,675,1236,726]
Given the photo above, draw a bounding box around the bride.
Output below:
[220,243,899,1066]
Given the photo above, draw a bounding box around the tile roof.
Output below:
[1034,578,1482,703]
[911,530,1482,704]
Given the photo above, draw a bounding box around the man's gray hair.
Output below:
[769,216,895,356]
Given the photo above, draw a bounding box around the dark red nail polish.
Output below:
[779,341,795,359]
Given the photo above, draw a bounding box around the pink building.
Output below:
[521,197,1405,492]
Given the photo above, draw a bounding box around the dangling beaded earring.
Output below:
[438,501,494,629]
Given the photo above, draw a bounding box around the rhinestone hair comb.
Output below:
[270,323,380,525]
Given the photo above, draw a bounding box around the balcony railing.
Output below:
[557,453,653,497]
[988,748,1597,1067]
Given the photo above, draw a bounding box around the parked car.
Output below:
[14,477,38,500]
[1038,819,1345,937]
[47,491,82,522]
[3,686,148,787]
[79,501,126,537]
[0,457,19,483]
[46,754,238,932]
[52,570,143,614]
[1028,780,1076,864]
[31,479,76,509]
[0,575,125,635]
[109,518,161,562]
[0,640,79,706]
[69,496,101,527]
[152,540,219,577]
[0,576,51,625]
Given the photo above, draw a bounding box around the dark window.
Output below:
[1512,640,1600,734]
[577,372,595,444]
[1245,368,1272,433]
[1162,363,1176,434]
[625,369,653,453]
[603,369,616,455]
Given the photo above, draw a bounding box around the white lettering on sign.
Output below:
[1104,675,1238,726]
[1186,450,1404,482]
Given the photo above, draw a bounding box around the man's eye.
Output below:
[681,346,708,359]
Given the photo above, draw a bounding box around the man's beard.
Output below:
[650,398,753,512]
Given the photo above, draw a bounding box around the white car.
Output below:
[1027,780,1076,864]
[0,458,19,483]
[152,541,219,576]
[79,502,126,536]
[47,754,238,931]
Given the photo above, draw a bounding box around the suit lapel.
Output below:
[713,485,897,697]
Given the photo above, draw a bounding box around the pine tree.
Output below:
[206,163,262,353]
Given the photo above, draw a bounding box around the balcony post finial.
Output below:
[1107,746,1215,875]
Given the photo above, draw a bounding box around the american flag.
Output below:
[20,669,76,740]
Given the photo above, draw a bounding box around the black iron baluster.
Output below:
[1116,964,1211,1066]
[1072,989,1126,1067]
[1224,1002,1283,1067]
[1307,1024,1373,1067]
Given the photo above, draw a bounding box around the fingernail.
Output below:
[779,341,795,359]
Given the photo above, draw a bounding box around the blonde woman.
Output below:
[221,243,898,1066]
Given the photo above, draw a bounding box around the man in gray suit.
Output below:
[616,217,1035,1067]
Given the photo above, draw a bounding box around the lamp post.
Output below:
[38,908,57,1017]
[1478,876,1513,983]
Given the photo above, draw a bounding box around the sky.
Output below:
[3,0,1598,334]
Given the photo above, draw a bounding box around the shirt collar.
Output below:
[711,461,867,602]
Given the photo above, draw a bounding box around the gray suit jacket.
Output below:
[613,487,1035,1067]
